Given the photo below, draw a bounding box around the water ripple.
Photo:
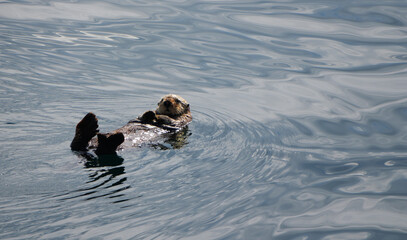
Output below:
[0,2,149,21]
[1,0,407,239]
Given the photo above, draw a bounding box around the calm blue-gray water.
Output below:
[1,1,407,239]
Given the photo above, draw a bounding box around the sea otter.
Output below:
[70,94,192,155]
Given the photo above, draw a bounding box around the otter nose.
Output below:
[164,100,172,108]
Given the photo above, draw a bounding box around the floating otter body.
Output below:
[71,94,192,155]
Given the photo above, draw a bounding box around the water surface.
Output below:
[1,0,407,239]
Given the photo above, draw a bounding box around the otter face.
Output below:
[156,94,190,117]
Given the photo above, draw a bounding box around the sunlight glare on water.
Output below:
[1,0,407,239]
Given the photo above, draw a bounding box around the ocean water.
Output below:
[1,0,407,239]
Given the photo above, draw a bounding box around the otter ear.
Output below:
[158,99,163,106]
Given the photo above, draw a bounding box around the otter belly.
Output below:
[118,123,172,148]
[89,122,180,150]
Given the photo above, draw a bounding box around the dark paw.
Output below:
[156,115,175,126]
[76,112,99,140]
[95,133,124,155]
[109,133,125,146]
[71,112,99,151]
[140,111,157,123]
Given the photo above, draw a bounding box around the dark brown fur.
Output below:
[71,94,192,155]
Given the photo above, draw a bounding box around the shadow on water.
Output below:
[82,152,124,168]
[63,128,192,202]
[61,152,129,202]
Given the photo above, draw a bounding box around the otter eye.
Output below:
[175,99,181,104]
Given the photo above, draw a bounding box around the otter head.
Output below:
[156,94,190,118]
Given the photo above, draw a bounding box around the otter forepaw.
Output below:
[140,110,157,123]
[156,115,176,126]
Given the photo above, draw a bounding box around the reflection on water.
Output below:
[60,152,129,203]
[81,152,124,167]
[153,127,191,150]
[1,0,407,239]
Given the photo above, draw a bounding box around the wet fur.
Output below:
[71,94,192,155]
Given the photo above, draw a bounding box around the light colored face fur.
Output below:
[156,94,190,117]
